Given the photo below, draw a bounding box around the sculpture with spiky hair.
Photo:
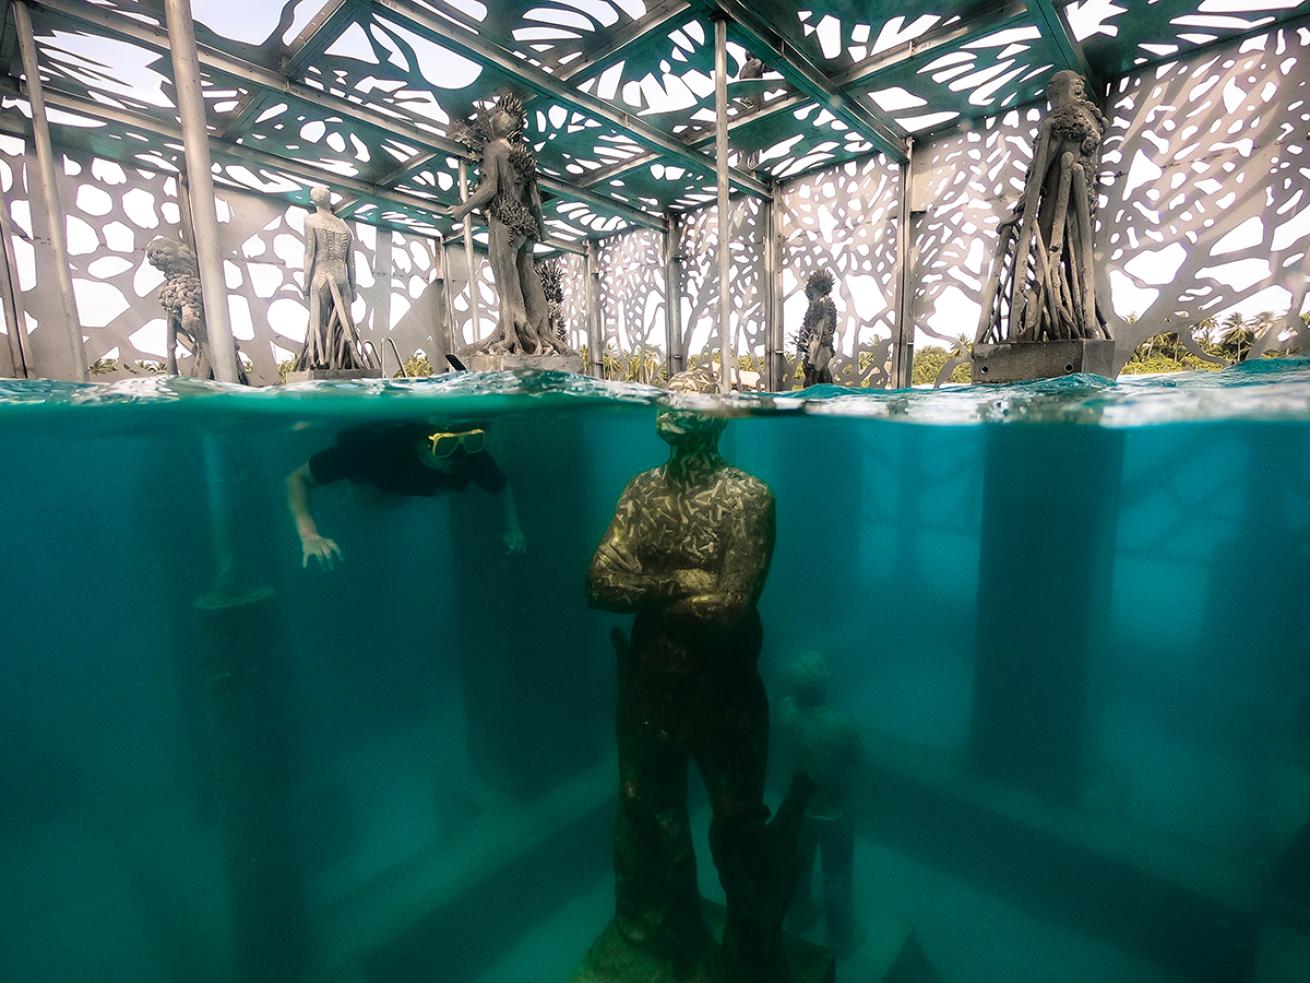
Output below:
[536,261,568,342]
[796,269,837,387]
[451,92,572,357]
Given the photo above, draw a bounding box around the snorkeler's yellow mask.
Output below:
[426,428,486,458]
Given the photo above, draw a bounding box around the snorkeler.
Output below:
[286,422,525,569]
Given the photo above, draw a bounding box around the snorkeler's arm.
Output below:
[451,153,500,222]
[286,463,344,570]
[499,482,526,554]
[667,485,775,625]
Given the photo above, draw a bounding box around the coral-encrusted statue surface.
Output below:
[795,270,836,387]
[147,236,248,384]
[452,94,572,357]
[977,70,1110,345]
[580,368,817,983]
[537,261,568,343]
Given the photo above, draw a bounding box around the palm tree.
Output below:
[1221,314,1257,362]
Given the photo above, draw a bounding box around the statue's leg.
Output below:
[517,247,564,355]
[488,220,527,353]
[615,684,707,960]
[819,813,855,954]
[789,815,819,930]
[166,313,179,375]
[303,279,324,369]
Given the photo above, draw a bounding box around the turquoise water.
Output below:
[2,360,1308,982]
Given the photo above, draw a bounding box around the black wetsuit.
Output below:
[308,424,507,497]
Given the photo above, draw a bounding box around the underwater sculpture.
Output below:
[795,270,837,387]
[581,367,817,983]
[537,260,568,343]
[778,651,862,954]
[976,70,1110,349]
[147,236,248,383]
[295,185,378,376]
[451,93,572,358]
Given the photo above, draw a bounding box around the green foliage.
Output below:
[88,358,119,376]
[277,358,296,384]
[912,346,970,385]
[396,352,434,378]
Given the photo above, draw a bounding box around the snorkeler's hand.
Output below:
[301,533,343,570]
[503,527,526,554]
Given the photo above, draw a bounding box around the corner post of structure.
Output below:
[714,14,732,392]
[584,239,603,378]
[435,235,455,362]
[766,183,785,391]
[162,0,240,384]
[457,161,479,344]
[891,138,916,389]
[663,210,683,377]
[0,188,33,377]
[12,0,88,380]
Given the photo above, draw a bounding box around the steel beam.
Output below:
[765,183,783,390]
[12,0,86,379]
[0,184,32,377]
[584,240,602,377]
[371,0,769,199]
[457,159,478,342]
[891,142,915,389]
[714,17,732,391]
[164,0,240,384]
[663,211,683,376]
[1027,0,1093,79]
[700,0,907,161]
[26,0,663,231]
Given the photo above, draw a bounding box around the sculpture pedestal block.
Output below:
[568,905,835,983]
[468,352,584,374]
[971,339,1115,384]
[284,368,383,382]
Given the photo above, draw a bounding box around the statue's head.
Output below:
[806,269,834,301]
[788,649,829,707]
[656,367,726,448]
[310,185,332,210]
[489,93,527,139]
[145,236,197,274]
[1048,70,1089,109]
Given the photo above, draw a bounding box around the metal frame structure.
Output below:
[0,0,1306,381]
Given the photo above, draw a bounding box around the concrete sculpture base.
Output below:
[469,352,584,374]
[284,368,382,383]
[971,339,1116,384]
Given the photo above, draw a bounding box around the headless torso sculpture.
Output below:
[582,368,816,983]
[452,95,572,358]
[296,185,377,375]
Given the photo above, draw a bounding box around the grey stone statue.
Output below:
[452,93,572,357]
[579,367,816,983]
[778,651,862,954]
[796,270,836,387]
[147,236,247,383]
[537,260,568,342]
[978,70,1111,344]
[296,185,376,373]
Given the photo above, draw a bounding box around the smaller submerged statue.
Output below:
[451,93,572,358]
[977,70,1110,345]
[778,651,862,955]
[795,270,836,387]
[147,236,248,383]
[296,185,377,374]
[581,367,816,983]
[537,260,568,343]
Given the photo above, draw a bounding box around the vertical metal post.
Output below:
[458,161,478,344]
[436,236,455,364]
[13,0,87,380]
[176,168,198,253]
[584,239,602,377]
[163,0,240,384]
[765,184,785,391]
[0,191,32,377]
[714,16,732,392]
[663,212,683,378]
[891,139,915,389]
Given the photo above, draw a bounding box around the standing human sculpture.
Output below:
[579,367,816,983]
[451,94,572,358]
[977,71,1110,345]
[796,271,836,387]
[778,651,862,955]
[147,236,248,384]
[295,185,376,374]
